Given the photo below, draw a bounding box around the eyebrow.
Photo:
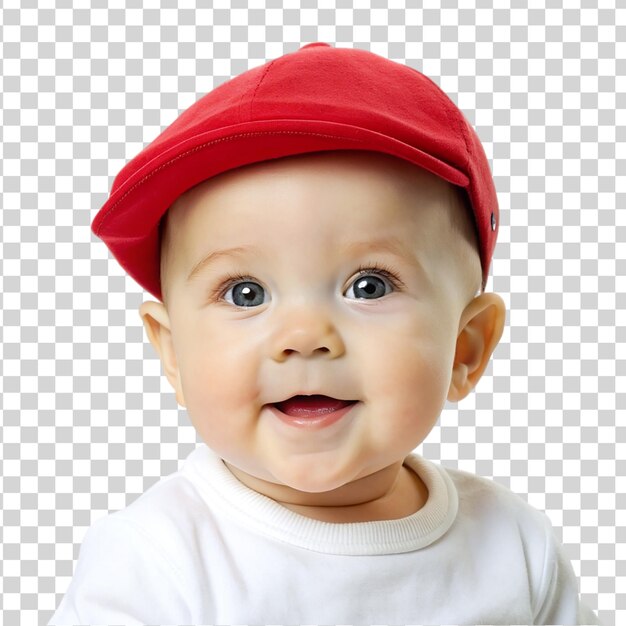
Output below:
[186,246,256,283]
[343,237,429,279]
[186,237,427,283]
[343,237,414,260]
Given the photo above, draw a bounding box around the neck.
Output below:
[224,459,428,523]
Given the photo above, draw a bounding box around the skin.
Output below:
[139,151,506,523]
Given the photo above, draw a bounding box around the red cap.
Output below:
[92,42,499,301]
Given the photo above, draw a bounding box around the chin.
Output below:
[272,460,359,495]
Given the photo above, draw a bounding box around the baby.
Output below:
[50,43,600,625]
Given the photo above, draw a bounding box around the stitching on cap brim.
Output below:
[92,122,471,237]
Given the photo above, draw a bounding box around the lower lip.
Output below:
[267,401,358,430]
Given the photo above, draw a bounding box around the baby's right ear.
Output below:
[138,301,186,407]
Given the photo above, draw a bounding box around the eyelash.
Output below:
[353,262,404,291]
[209,261,404,303]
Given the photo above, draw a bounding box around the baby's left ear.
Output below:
[447,292,506,402]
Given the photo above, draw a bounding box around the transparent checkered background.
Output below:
[1,2,622,625]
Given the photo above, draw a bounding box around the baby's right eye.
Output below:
[223,280,268,307]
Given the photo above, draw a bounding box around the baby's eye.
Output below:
[223,280,268,307]
[344,270,396,300]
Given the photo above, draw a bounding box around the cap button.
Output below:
[300,42,332,50]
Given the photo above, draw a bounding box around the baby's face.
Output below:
[144,151,482,494]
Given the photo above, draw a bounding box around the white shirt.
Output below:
[49,444,600,625]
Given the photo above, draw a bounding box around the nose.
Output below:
[269,309,346,362]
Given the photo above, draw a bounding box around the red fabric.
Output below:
[92,43,498,301]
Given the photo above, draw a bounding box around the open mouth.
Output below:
[273,395,357,418]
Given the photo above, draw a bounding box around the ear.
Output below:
[138,301,186,407]
[447,292,506,402]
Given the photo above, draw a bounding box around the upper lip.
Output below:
[270,392,357,405]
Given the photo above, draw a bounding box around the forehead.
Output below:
[167,151,456,250]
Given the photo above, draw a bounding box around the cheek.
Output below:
[176,322,264,416]
[358,317,456,414]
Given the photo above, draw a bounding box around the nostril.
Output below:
[282,347,329,356]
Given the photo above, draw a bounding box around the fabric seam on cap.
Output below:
[434,81,472,174]
[94,130,366,233]
[403,62,472,174]
[246,59,277,121]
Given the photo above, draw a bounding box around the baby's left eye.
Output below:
[344,271,396,300]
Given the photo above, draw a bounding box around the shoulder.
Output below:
[51,451,225,624]
[75,471,204,578]
[449,465,557,565]
[410,455,555,577]
[116,465,208,526]
[444,463,552,536]
[50,484,198,625]
[412,455,554,544]
[415,460,600,624]
[440,464,564,614]
[103,454,219,558]
[71,447,225,585]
